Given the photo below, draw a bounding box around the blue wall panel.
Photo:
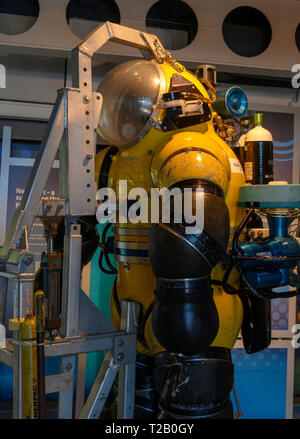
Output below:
[231,348,287,419]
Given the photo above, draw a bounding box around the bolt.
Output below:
[86,153,93,160]
[117,353,124,362]
[83,95,91,104]
[23,253,33,265]
[50,329,58,339]
[66,363,72,371]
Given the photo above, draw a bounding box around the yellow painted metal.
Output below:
[115,235,148,243]
[20,315,39,419]
[94,60,214,194]
[144,315,164,356]
[210,264,243,349]
[151,131,231,194]
[8,318,24,330]
[208,122,246,230]
[110,262,156,355]
[111,263,156,315]
[95,58,246,355]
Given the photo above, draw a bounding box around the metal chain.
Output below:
[153,39,185,73]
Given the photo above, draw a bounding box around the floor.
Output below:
[0,402,300,419]
[0,401,58,419]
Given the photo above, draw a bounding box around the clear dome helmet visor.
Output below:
[97,60,166,147]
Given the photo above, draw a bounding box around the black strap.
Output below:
[98,146,118,189]
[140,301,154,341]
[169,179,224,200]
[112,279,121,316]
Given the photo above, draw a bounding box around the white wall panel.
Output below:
[0,0,298,74]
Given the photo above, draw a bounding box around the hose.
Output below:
[98,222,117,275]
[222,206,300,299]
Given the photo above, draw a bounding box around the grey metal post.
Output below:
[75,353,87,419]
[79,351,119,419]
[60,222,82,338]
[0,126,11,246]
[117,300,140,419]
[0,278,7,327]
[58,355,76,419]
[57,221,82,419]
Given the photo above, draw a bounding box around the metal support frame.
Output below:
[0,21,166,419]
[117,301,139,419]
[80,301,140,419]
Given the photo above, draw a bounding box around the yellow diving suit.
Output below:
[94,58,246,418]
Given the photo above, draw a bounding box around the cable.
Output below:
[219,207,255,296]
[98,222,117,275]
[236,264,298,299]
[222,206,300,299]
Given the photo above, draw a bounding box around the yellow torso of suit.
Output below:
[95,61,245,357]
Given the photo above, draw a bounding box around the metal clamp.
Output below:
[113,334,136,365]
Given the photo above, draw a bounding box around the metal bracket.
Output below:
[79,300,140,419]
[45,371,73,394]
[74,21,166,65]
[37,199,66,218]
[113,334,137,365]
